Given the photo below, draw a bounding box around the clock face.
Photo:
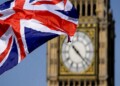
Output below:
[62,32,94,73]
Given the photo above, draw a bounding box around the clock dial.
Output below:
[62,32,94,73]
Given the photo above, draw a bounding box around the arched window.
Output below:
[93,4,96,15]
[81,81,84,86]
[70,81,73,86]
[88,4,91,16]
[82,4,85,16]
[86,81,90,85]
[92,81,95,86]
[77,4,80,17]
[65,81,68,86]
[75,81,79,86]
[59,81,62,86]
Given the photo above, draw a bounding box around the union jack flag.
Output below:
[0,0,78,75]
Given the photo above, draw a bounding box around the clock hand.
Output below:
[72,45,82,57]
[72,45,89,66]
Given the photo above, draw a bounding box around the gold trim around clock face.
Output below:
[58,27,98,78]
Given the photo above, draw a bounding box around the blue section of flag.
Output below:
[25,27,58,53]
[56,6,79,19]
[29,0,35,3]
[0,0,14,10]
[0,39,18,75]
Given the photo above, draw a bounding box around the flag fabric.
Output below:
[0,0,78,75]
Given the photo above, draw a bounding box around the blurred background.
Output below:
[0,0,120,86]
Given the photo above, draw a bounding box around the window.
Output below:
[81,81,84,86]
[75,81,79,85]
[92,81,95,86]
[88,4,91,16]
[93,4,96,15]
[70,81,73,86]
[86,81,90,85]
[59,81,62,86]
[77,4,80,16]
[82,4,85,16]
[65,81,68,86]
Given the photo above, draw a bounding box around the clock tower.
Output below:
[47,0,115,86]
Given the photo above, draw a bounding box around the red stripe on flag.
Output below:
[0,36,12,63]
[15,0,26,9]
[4,18,26,61]
[0,14,3,17]
[34,11,76,36]
[0,24,9,37]
[33,0,62,5]
[64,0,67,7]
[4,9,27,61]
[12,23,26,61]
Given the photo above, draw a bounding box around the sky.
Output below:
[0,0,120,86]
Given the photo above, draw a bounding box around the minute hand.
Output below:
[72,46,82,57]
[72,46,89,66]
